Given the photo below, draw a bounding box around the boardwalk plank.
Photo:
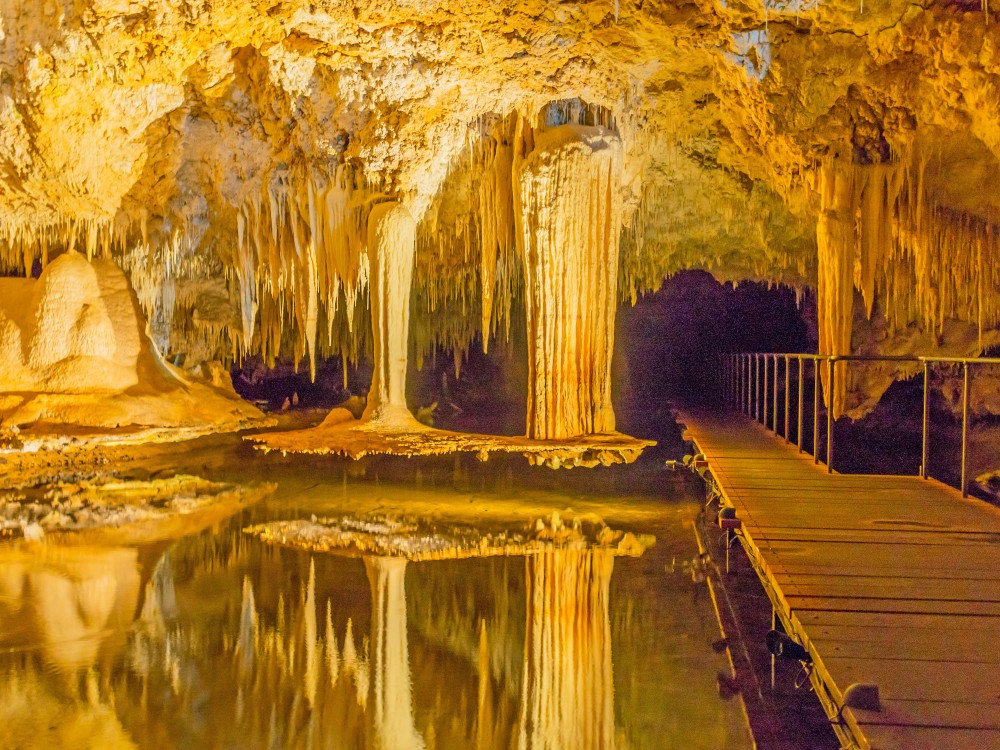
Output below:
[677,408,1000,750]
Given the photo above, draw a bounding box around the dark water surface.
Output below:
[0,436,752,749]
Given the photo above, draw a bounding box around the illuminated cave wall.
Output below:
[2,0,1000,414]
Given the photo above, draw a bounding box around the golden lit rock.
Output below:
[1,1,1000,458]
[514,123,623,440]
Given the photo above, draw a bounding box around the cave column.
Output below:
[514,125,624,440]
[362,202,418,426]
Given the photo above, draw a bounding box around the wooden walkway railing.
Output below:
[718,352,1000,497]
[678,407,1000,750]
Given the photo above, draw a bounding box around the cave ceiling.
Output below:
[1,0,998,364]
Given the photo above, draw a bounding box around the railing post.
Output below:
[826,358,835,473]
[784,355,790,442]
[733,355,738,409]
[729,354,734,408]
[757,354,763,421]
[734,354,739,412]
[737,354,742,413]
[754,354,759,421]
[961,363,970,498]
[746,355,752,416]
[813,358,820,464]
[723,354,729,407]
[746,354,751,415]
[727,354,732,409]
[731,354,736,408]
[772,354,779,433]
[797,356,804,452]
[921,360,930,479]
[760,354,771,427]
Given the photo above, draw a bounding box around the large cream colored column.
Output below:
[514,125,624,440]
[362,202,419,426]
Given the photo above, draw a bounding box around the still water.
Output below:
[0,437,752,749]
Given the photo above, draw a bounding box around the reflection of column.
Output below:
[362,202,418,426]
[518,549,615,750]
[514,124,623,439]
[0,547,141,673]
[364,556,424,750]
[477,619,494,750]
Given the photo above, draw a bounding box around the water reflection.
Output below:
[201,546,619,749]
[0,504,750,749]
[0,545,142,673]
[366,557,423,750]
[0,543,153,750]
[519,549,615,750]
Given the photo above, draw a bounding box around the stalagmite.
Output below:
[518,549,616,750]
[363,202,420,427]
[364,556,425,750]
[514,124,624,440]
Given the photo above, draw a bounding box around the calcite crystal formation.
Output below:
[244,512,654,561]
[362,201,419,428]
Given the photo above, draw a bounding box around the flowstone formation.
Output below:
[515,124,623,440]
[0,251,268,445]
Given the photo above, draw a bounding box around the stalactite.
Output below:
[412,116,521,370]
[226,167,373,375]
[814,155,1000,416]
[816,162,855,417]
[514,122,624,440]
[0,217,128,277]
[478,137,516,352]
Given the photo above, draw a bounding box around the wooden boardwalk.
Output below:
[677,408,1000,750]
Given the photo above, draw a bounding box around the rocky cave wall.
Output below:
[2,0,1000,410]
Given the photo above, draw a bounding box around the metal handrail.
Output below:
[716,352,1000,497]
